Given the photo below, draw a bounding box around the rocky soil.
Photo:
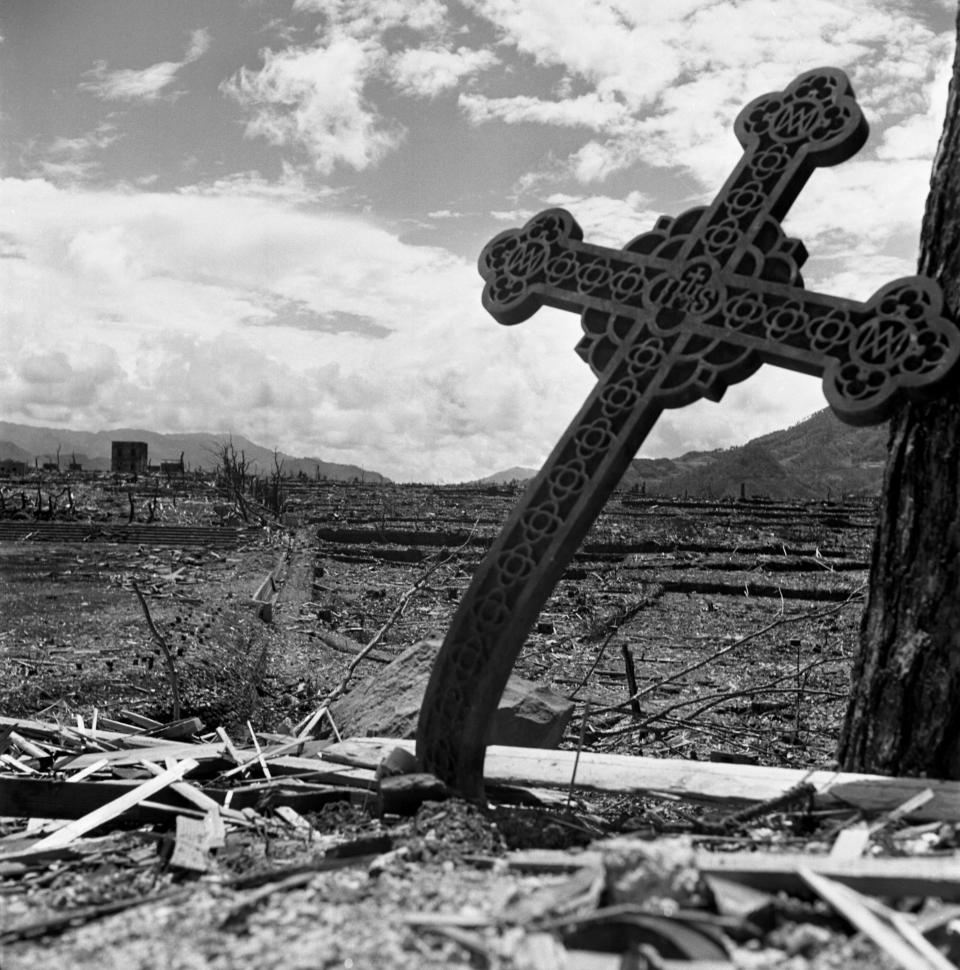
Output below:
[2,474,954,968]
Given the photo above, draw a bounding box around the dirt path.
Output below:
[256,530,345,730]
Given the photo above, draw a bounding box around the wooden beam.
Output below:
[507,844,960,904]
[358,738,960,822]
[0,773,371,822]
[57,741,229,769]
[695,851,960,903]
[798,868,947,970]
[24,759,199,852]
[0,715,172,750]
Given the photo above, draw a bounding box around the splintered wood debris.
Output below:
[2,715,960,968]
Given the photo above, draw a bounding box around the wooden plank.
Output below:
[66,758,109,782]
[1,754,38,774]
[323,738,396,770]
[169,815,215,872]
[119,710,164,730]
[696,851,960,901]
[21,759,199,853]
[268,755,378,789]
[798,868,942,969]
[0,715,139,745]
[221,737,312,778]
[216,727,244,765]
[95,717,142,735]
[0,714,166,749]
[152,717,204,740]
[829,821,871,861]
[0,777,129,820]
[142,760,246,826]
[9,732,51,759]
[363,738,960,822]
[1,772,374,821]
[57,741,229,769]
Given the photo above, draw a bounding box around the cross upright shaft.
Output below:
[416,68,960,799]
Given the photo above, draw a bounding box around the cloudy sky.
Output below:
[1,1,956,481]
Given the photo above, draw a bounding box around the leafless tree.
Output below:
[212,436,250,522]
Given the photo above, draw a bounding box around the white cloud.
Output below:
[779,155,936,297]
[9,1,955,480]
[542,191,658,248]
[222,37,402,174]
[0,178,594,481]
[180,164,342,205]
[460,0,954,194]
[28,123,123,182]
[391,46,497,97]
[292,0,449,37]
[45,124,121,160]
[67,225,143,282]
[568,138,635,183]
[79,28,210,103]
[879,114,942,161]
[490,209,535,222]
[459,91,628,129]
[876,49,954,162]
[81,59,184,103]
[463,0,683,108]
[186,28,212,62]
[222,0,486,170]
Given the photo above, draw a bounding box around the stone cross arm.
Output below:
[479,207,958,425]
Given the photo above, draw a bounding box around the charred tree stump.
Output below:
[839,22,960,777]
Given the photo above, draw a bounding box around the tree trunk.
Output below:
[838,19,960,777]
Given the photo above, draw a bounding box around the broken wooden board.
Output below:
[23,759,199,853]
[57,741,376,788]
[56,740,234,769]
[356,738,960,822]
[505,846,960,906]
[697,851,960,903]
[0,715,171,749]
[0,773,376,822]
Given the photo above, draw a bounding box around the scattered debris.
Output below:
[2,717,960,967]
[2,477,950,968]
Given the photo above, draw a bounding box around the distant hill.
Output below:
[474,466,539,485]
[624,409,889,500]
[0,422,389,483]
[0,441,36,465]
[754,409,889,495]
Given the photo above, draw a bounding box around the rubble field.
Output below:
[2,473,957,969]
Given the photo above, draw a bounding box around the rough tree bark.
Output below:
[838,20,960,777]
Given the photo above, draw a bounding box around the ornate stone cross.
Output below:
[416,68,960,798]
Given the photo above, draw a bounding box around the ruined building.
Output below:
[111,441,148,475]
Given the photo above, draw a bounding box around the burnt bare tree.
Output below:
[839,21,960,777]
[271,448,285,518]
[213,436,250,522]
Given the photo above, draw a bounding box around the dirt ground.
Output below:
[2,473,939,969]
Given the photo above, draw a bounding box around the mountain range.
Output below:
[479,409,890,500]
[0,422,389,483]
[1,409,892,496]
